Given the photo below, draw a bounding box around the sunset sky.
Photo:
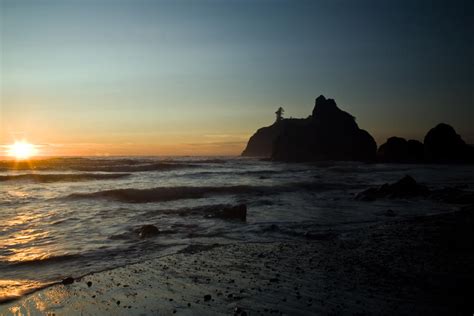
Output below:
[1,0,473,156]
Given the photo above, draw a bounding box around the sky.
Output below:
[1,0,473,156]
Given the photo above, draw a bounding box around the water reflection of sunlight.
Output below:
[1,212,56,263]
[3,228,54,263]
[0,279,48,304]
[4,281,69,315]
[7,190,29,198]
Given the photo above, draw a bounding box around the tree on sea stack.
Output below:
[275,107,285,122]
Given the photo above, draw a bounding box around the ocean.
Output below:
[1,156,473,302]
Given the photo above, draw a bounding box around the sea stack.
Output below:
[377,137,424,163]
[424,123,474,163]
[242,95,377,162]
[241,123,282,157]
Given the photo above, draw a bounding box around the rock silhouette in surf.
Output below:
[138,225,160,238]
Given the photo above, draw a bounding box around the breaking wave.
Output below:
[65,181,356,203]
[66,185,260,203]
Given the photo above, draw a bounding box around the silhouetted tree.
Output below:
[275,107,284,122]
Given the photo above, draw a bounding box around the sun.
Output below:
[6,141,38,160]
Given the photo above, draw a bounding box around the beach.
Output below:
[2,204,473,315]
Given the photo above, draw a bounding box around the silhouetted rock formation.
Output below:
[272,96,376,162]
[241,123,283,157]
[377,124,473,164]
[424,123,473,163]
[378,137,424,163]
[243,98,473,164]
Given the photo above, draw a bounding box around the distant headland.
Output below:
[242,95,474,164]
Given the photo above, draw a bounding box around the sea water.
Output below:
[1,157,473,301]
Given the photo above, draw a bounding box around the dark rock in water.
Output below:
[356,175,429,201]
[207,204,247,221]
[138,225,159,238]
[378,137,424,163]
[269,224,279,231]
[303,231,335,240]
[385,209,396,217]
[358,176,474,204]
[424,123,473,163]
[272,95,377,162]
[62,277,74,285]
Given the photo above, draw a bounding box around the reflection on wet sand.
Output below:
[0,279,50,304]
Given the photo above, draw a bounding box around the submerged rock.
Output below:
[138,225,160,238]
[207,204,247,221]
[356,175,430,201]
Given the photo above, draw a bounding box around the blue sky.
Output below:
[1,0,473,155]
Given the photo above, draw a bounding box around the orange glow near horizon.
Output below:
[0,136,249,158]
[6,141,39,160]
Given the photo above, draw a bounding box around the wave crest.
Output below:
[66,185,258,203]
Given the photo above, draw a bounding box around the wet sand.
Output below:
[2,206,473,315]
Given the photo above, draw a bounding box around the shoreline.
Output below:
[2,207,473,315]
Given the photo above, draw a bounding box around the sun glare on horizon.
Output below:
[6,141,39,160]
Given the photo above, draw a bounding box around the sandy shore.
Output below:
[2,206,473,315]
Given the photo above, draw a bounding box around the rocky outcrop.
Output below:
[241,118,310,157]
[241,123,282,157]
[356,175,430,201]
[243,98,473,164]
[424,123,473,163]
[377,124,473,164]
[378,137,424,163]
[356,175,474,204]
[272,96,377,162]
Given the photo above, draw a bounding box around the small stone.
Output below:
[87,281,92,287]
[62,277,74,285]
[138,225,159,238]
[204,294,212,302]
